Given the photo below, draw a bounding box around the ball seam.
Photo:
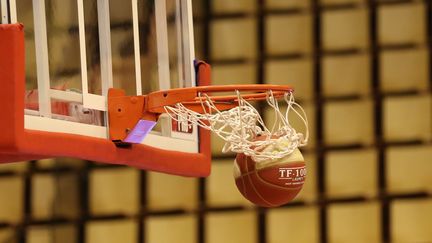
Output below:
[243,157,277,207]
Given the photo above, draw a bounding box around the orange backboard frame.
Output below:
[0,24,211,177]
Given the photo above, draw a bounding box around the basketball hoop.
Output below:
[161,85,309,162]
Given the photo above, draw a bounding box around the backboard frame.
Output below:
[12,0,200,153]
[0,22,210,177]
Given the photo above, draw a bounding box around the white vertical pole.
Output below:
[155,0,171,90]
[1,0,8,24]
[77,0,88,102]
[132,0,142,95]
[178,0,198,142]
[79,0,106,111]
[97,0,113,97]
[32,0,52,117]
[175,0,184,88]
[181,0,195,87]
[9,0,16,23]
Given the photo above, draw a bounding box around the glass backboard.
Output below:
[0,0,210,176]
[2,0,200,153]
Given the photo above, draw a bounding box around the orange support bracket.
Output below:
[107,89,158,145]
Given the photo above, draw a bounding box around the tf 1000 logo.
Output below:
[278,166,306,186]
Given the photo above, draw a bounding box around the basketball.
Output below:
[233,138,306,207]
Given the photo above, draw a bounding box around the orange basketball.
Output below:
[233,139,306,207]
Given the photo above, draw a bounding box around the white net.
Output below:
[164,90,309,162]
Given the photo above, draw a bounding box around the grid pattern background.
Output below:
[1,0,432,242]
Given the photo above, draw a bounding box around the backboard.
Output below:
[0,0,211,177]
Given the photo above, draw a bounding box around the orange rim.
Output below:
[147,84,293,113]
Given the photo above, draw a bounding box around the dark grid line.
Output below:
[311,0,327,242]
[367,1,390,242]
[256,0,267,242]
[197,1,212,243]
[138,170,147,243]
[77,162,90,243]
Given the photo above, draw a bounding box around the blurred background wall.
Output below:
[1,0,432,243]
